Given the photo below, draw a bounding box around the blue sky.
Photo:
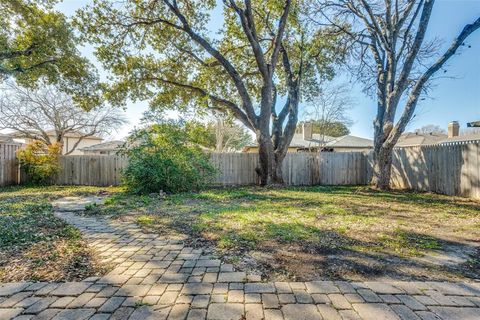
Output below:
[57,0,480,139]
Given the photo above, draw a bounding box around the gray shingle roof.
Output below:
[325,135,373,148]
[0,133,14,143]
[289,133,336,147]
[437,133,480,145]
[12,130,103,140]
[244,133,373,149]
[395,132,447,147]
[80,140,124,151]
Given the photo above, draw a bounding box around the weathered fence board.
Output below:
[390,141,480,199]
[11,141,480,200]
[0,143,20,187]
[50,155,128,187]
[22,152,368,187]
[209,152,369,186]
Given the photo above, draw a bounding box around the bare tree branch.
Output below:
[0,82,127,154]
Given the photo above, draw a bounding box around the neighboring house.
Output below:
[395,132,447,147]
[396,121,480,147]
[0,133,15,144]
[243,122,373,153]
[14,130,103,155]
[322,135,374,152]
[79,140,124,155]
[437,121,480,145]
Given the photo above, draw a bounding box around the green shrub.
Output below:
[120,122,216,194]
[17,141,61,185]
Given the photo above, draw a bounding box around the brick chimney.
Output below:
[303,122,313,140]
[448,121,459,138]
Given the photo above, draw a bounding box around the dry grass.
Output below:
[97,186,480,281]
[0,185,119,282]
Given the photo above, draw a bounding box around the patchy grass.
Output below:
[0,185,121,282]
[97,186,480,281]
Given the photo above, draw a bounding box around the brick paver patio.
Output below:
[0,197,479,319]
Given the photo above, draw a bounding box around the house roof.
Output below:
[437,133,480,145]
[44,130,103,140]
[289,133,337,148]
[12,130,103,140]
[395,131,480,147]
[80,140,124,151]
[395,132,447,147]
[325,135,373,148]
[0,133,14,143]
[244,133,373,150]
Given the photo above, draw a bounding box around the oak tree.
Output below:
[76,0,342,185]
[1,0,100,109]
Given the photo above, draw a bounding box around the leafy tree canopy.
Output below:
[0,0,101,109]
[17,140,61,185]
[185,121,217,151]
[76,0,345,184]
[75,0,343,122]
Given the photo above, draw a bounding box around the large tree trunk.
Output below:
[371,145,393,190]
[256,132,284,186]
[273,151,286,184]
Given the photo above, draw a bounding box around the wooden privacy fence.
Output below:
[390,141,480,199]
[211,152,371,186]
[8,141,480,200]
[33,155,128,187]
[0,143,20,187]
[22,152,371,187]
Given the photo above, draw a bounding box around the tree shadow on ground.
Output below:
[95,186,480,282]
[127,210,480,282]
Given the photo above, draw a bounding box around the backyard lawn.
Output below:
[1,185,479,282]
[0,186,116,282]
[91,186,480,282]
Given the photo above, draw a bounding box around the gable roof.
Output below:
[244,133,373,149]
[0,133,14,143]
[395,132,447,147]
[289,133,337,148]
[44,130,103,140]
[80,140,124,151]
[325,135,373,148]
[437,133,480,145]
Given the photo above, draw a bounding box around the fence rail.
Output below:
[4,141,480,200]
[0,143,20,187]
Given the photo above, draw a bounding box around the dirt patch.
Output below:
[0,238,110,282]
[99,186,480,281]
[205,239,479,282]
[0,185,119,282]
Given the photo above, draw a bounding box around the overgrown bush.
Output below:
[17,141,61,184]
[120,123,216,194]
